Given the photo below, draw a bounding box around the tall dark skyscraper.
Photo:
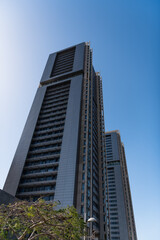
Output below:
[3,43,137,240]
[105,131,137,240]
[3,42,108,239]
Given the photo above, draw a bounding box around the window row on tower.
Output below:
[16,81,71,201]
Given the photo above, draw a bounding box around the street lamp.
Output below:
[87,217,97,223]
[84,217,97,240]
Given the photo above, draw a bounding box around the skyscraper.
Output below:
[3,42,108,239]
[105,131,137,240]
[3,43,137,240]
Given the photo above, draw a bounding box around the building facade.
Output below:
[105,131,137,240]
[3,43,138,240]
[3,42,109,239]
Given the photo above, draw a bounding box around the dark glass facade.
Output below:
[3,42,108,239]
[3,43,137,240]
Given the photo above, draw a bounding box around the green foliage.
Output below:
[0,199,85,240]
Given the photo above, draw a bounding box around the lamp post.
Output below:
[84,217,97,240]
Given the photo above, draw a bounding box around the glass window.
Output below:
[81,205,84,214]
[82,173,85,180]
[83,164,85,170]
[81,193,84,202]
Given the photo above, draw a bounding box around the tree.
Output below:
[0,199,85,240]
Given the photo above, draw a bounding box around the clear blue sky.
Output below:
[0,1,159,239]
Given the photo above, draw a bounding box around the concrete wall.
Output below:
[0,189,18,205]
